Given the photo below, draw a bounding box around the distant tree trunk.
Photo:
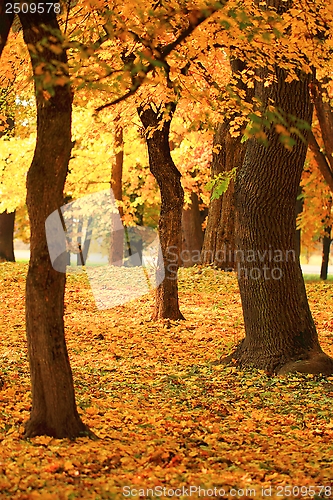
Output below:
[308,131,333,193]
[320,227,332,280]
[138,103,185,320]
[0,210,15,262]
[311,78,333,178]
[0,83,16,262]
[110,117,124,265]
[295,185,303,260]
[181,192,203,267]
[202,125,246,270]
[320,197,332,280]
[226,64,333,376]
[202,59,250,270]
[19,10,90,438]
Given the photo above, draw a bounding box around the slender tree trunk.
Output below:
[138,103,184,320]
[295,185,303,260]
[0,76,16,262]
[311,79,333,175]
[0,210,15,262]
[19,9,90,438]
[308,131,333,193]
[320,228,331,280]
[226,64,333,375]
[181,192,203,267]
[201,123,228,267]
[110,116,124,265]
[320,197,332,280]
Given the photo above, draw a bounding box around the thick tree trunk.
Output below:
[226,65,333,375]
[202,59,250,270]
[19,10,90,438]
[181,192,203,267]
[110,117,124,265]
[201,122,246,270]
[139,103,184,320]
[0,210,15,262]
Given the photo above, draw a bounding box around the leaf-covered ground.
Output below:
[0,263,333,500]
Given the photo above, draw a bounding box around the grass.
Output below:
[0,262,332,499]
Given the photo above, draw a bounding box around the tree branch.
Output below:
[96,4,225,112]
[308,130,333,193]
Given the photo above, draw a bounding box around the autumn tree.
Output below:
[308,81,333,279]
[139,102,185,320]
[4,7,91,437]
[224,0,333,375]
[110,116,124,265]
[0,51,16,262]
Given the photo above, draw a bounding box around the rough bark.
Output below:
[202,128,246,270]
[110,117,124,265]
[138,103,184,320]
[19,9,91,438]
[0,210,15,262]
[225,64,333,376]
[201,59,250,270]
[181,192,203,267]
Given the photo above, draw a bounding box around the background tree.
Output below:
[139,102,185,320]
[202,58,251,270]
[225,0,333,375]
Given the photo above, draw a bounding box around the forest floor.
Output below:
[0,263,333,500]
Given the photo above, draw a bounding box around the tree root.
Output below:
[277,351,333,376]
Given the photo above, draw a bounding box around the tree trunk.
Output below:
[110,117,124,265]
[320,228,331,280]
[311,79,333,175]
[138,103,184,320]
[201,122,246,270]
[320,197,332,280]
[202,59,250,270]
[181,192,203,267]
[19,10,90,438]
[0,210,15,262]
[295,185,303,260]
[308,131,333,193]
[227,65,333,375]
